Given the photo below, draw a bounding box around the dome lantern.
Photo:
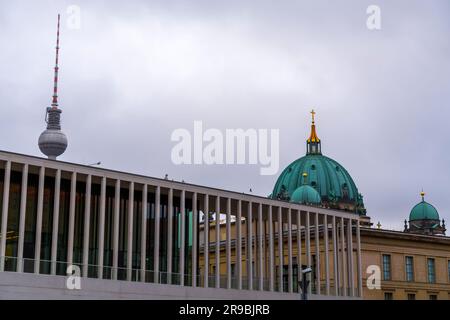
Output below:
[306,109,321,155]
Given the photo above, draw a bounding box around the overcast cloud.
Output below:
[1,0,449,230]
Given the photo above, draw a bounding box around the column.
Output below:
[305,211,311,294]
[248,201,253,290]
[268,205,274,291]
[215,196,220,288]
[34,166,45,274]
[332,215,338,296]
[179,189,186,286]
[347,219,354,296]
[97,176,106,279]
[226,198,231,289]
[296,210,301,279]
[112,179,120,280]
[340,217,347,296]
[153,186,161,283]
[315,212,320,294]
[50,169,61,275]
[203,195,209,287]
[140,184,148,282]
[287,208,293,293]
[258,203,263,291]
[277,206,282,292]
[0,161,11,271]
[192,192,198,287]
[356,218,363,298]
[67,172,77,268]
[82,174,92,277]
[0,160,10,272]
[127,182,134,281]
[324,214,330,295]
[237,200,242,290]
[17,164,29,272]
[167,188,173,284]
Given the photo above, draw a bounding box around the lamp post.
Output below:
[299,266,312,300]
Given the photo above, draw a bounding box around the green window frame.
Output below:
[382,254,391,280]
[448,260,450,283]
[427,258,436,284]
[405,256,414,282]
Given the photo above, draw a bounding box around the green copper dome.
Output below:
[405,192,445,236]
[271,111,366,215]
[409,194,440,221]
[273,155,361,204]
[290,184,322,205]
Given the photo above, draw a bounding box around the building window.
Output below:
[405,256,414,282]
[448,260,450,283]
[384,292,393,300]
[407,293,416,300]
[382,254,391,280]
[428,258,436,284]
[429,294,437,300]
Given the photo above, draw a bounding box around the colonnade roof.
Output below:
[0,149,360,220]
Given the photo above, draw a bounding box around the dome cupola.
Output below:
[409,191,440,221]
[290,173,322,205]
[404,191,446,236]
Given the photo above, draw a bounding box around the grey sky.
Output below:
[1,0,449,230]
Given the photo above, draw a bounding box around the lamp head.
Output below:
[302,267,312,274]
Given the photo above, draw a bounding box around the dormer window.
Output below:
[342,183,349,198]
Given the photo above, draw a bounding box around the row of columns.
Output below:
[0,160,362,297]
[200,200,362,297]
[0,164,201,286]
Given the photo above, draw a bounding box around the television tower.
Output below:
[38,14,68,160]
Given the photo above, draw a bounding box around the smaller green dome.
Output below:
[409,200,439,221]
[290,185,322,205]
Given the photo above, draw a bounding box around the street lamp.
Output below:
[299,266,312,300]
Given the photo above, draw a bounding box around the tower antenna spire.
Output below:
[51,14,61,108]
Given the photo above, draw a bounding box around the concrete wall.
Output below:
[0,272,353,300]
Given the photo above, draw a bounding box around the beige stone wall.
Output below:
[361,230,450,300]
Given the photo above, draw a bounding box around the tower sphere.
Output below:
[38,108,68,160]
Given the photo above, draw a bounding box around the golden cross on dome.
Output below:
[311,109,316,123]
